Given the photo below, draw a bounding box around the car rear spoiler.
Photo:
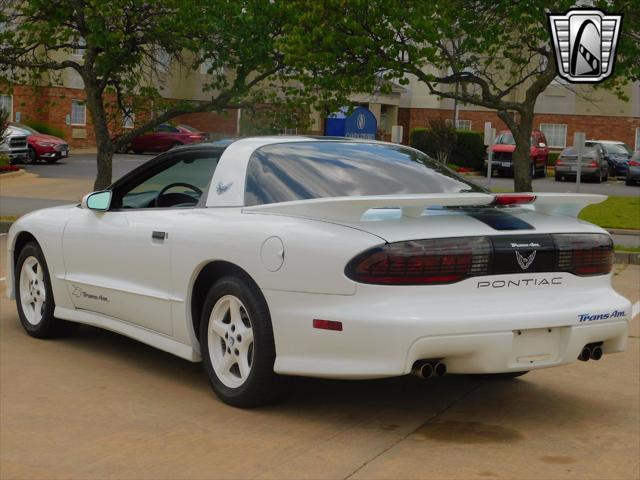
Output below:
[242,192,606,222]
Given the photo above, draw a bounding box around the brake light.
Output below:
[345,234,613,285]
[556,158,563,165]
[188,135,203,139]
[345,237,491,285]
[555,234,613,276]
[589,160,598,167]
[492,194,536,205]
[629,160,640,166]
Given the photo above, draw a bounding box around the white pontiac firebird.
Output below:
[6,137,631,407]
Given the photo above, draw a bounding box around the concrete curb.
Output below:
[0,169,27,180]
[614,251,640,265]
[607,228,640,236]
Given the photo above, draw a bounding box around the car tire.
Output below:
[133,150,144,155]
[555,174,562,182]
[27,146,38,163]
[170,142,182,150]
[15,242,78,338]
[200,275,284,408]
[626,178,633,186]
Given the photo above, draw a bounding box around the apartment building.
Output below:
[0,56,238,149]
[2,63,639,151]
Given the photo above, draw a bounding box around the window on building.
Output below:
[0,94,12,120]
[636,127,639,151]
[71,100,86,125]
[455,119,472,131]
[72,37,86,57]
[122,109,135,129]
[539,123,567,148]
[156,48,170,72]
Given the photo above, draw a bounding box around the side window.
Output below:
[156,124,179,133]
[115,151,221,209]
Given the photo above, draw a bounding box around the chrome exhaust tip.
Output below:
[590,346,603,361]
[578,346,591,362]
[412,362,434,380]
[434,362,447,377]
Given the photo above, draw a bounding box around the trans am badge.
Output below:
[515,250,536,271]
[548,9,622,83]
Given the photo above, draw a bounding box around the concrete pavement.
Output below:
[0,232,638,479]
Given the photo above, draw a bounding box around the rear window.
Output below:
[244,141,485,206]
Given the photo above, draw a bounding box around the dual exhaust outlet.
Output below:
[412,360,447,380]
[578,342,604,362]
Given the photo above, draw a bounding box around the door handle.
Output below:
[152,231,168,240]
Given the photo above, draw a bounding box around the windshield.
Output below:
[245,141,485,206]
[10,123,38,134]
[602,143,632,155]
[178,124,199,133]
[495,133,535,146]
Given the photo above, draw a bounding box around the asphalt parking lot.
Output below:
[1,232,639,479]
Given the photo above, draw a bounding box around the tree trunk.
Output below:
[498,110,534,192]
[83,85,114,190]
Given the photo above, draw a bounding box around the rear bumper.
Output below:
[266,274,631,379]
[555,166,599,177]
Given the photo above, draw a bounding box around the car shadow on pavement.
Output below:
[59,323,613,430]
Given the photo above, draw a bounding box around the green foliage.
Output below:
[0,0,310,188]
[411,126,484,170]
[548,152,560,166]
[22,119,66,140]
[579,196,640,230]
[0,154,9,167]
[451,131,485,171]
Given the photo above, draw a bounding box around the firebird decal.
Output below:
[515,250,537,270]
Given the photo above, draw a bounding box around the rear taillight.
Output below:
[345,237,491,285]
[346,234,613,285]
[492,194,536,206]
[589,160,598,167]
[556,158,564,165]
[555,234,613,276]
[629,160,640,166]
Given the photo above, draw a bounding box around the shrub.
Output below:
[410,125,485,170]
[0,153,9,167]
[451,130,485,170]
[548,152,560,166]
[22,119,67,140]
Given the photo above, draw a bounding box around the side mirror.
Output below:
[538,142,546,148]
[81,191,112,211]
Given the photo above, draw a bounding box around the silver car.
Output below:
[554,146,608,183]
[626,151,640,186]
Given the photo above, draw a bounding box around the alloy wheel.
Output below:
[19,256,46,325]
[207,295,254,388]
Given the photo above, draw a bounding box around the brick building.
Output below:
[2,62,639,151]
[0,59,239,149]
[341,76,640,152]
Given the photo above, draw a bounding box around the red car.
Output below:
[128,124,206,154]
[11,123,69,163]
[487,129,549,178]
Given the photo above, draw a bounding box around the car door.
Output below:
[62,148,221,335]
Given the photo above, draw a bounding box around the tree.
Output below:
[286,0,581,191]
[0,0,296,189]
